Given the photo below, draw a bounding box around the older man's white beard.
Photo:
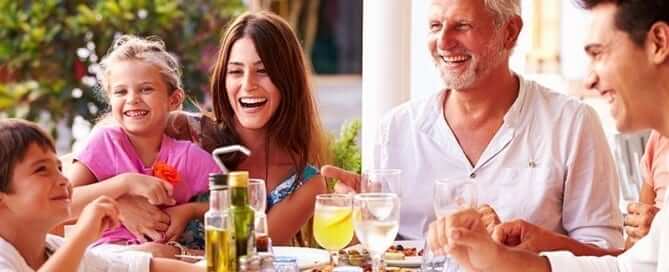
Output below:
[440,39,508,91]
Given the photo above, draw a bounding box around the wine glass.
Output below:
[361,169,402,196]
[248,178,267,213]
[254,214,272,253]
[313,193,354,265]
[353,193,400,272]
[428,177,478,272]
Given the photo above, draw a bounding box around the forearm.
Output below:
[485,248,551,272]
[38,235,92,272]
[183,202,208,219]
[71,175,128,217]
[150,257,203,272]
[544,232,623,257]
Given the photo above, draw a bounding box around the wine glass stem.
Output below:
[329,250,339,267]
[372,254,384,272]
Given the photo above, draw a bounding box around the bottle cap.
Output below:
[208,173,227,190]
[228,171,249,187]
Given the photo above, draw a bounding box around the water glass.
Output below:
[273,256,299,272]
[361,169,402,196]
[352,193,400,272]
[425,177,478,272]
[249,178,267,213]
[254,214,272,253]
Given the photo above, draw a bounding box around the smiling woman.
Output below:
[206,11,329,246]
[162,11,330,247]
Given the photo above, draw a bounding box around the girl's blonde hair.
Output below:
[97,35,183,97]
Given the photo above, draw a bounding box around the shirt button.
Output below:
[469,172,476,178]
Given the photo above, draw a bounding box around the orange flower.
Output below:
[153,161,181,185]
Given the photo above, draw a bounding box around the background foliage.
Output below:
[0,0,244,134]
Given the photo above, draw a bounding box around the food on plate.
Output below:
[383,244,423,260]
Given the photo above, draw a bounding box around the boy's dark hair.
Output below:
[0,119,56,193]
[575,0,669,47]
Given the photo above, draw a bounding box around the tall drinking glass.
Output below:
[353,193,400,272]
[361,169,402,196]
[249,179,270,252]
[248,178,267,213]
[428,178,478,272]
[313,194,354,265]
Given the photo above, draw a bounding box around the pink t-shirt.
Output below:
[75,126,220,244]
[641,130,669,208]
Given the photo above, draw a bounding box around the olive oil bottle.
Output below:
[205,173,235,272]
[228,171,256,261]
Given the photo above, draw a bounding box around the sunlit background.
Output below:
[0,0,643,204]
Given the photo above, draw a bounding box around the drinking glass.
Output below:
[353,193,400,272]
[273,256,299,272]
[313,193,354,265]
[254,214,272,253]
[426,177,478,272]
[248,178,267,213]
[361,169,402,196]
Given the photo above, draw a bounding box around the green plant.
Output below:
[326,119,361,191]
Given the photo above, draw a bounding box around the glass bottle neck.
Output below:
[230,186,249,207]
[209,189,229,211]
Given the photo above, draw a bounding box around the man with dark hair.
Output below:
[424,0,669,271]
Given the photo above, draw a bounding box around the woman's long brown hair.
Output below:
[209,11,328,184]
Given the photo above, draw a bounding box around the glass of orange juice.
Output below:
[313,193,354,266]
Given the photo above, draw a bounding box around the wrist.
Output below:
[167,241,188,257]
[117,173,133,195]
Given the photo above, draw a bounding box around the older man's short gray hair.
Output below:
[484,0,521,25]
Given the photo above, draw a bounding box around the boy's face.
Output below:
[0,143,72,226]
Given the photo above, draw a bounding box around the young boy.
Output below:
[0,118,202,271]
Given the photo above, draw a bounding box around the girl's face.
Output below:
[0,143,72,226]
[107,60,182,137]
[225,37,281,131]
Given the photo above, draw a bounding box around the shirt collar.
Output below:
[423,74,528,129]
[501,74,528,129]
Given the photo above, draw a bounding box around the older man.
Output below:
[324,0,623,253]
[426,0,669,271]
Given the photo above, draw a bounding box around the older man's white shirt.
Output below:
[373,76,624,248]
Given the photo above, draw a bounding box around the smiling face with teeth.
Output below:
[106,60,183,137]
[427,0,514,90]
[584,4,663,133]
[225,37,281,131]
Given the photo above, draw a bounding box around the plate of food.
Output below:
[343,240,424,268]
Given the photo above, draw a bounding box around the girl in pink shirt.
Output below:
[66,35,219,256]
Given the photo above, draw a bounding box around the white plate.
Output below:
[345,240,423,268]
[273,246,330,270]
